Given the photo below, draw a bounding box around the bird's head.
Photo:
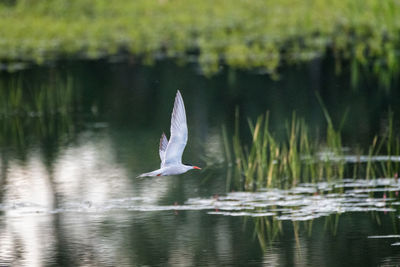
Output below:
[186,164,201,170]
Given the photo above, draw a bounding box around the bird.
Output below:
[137,90,201,177]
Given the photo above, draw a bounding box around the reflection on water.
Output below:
[194,179,400,219]
[0,132,129,266]
[6,176,399,219]
[0,60,400,266]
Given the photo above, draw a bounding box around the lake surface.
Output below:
[0,59,400,266]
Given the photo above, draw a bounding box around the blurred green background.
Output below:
[1,0,399,81]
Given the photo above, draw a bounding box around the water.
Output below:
[0,59,400,266]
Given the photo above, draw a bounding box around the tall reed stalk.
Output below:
[225,109,399,190]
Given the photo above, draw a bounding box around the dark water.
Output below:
[0,59,400,266]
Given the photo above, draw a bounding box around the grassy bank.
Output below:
[0,0,400,78]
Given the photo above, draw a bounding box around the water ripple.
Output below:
[1,178,400,221]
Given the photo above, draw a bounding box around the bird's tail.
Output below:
[136,169,162,178]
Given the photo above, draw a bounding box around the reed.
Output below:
[0,74,79,155]
[225,109,400,190]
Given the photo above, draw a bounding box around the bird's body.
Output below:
[137,165,195,177]
[137,90,201,178]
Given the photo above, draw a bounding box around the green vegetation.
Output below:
[0,74,79,156]
[0,0,400,79]
[224,109,400,190]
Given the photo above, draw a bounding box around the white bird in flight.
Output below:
[137,90,201,177]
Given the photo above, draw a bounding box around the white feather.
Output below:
[137,90,199,178]
[159,133,168,167]
[163,90,188,167]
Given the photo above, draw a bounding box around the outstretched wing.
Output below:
[163,90,188,166]
[159,132,169,167]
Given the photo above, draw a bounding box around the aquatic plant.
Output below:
[224,109,400,190]
[0,0,399,83]
[0,74,81,156]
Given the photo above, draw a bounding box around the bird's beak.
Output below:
[193,166,201,170]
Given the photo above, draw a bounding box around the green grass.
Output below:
[0,0,400,79]
[0,74,78,152]
[225,108,400,190]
